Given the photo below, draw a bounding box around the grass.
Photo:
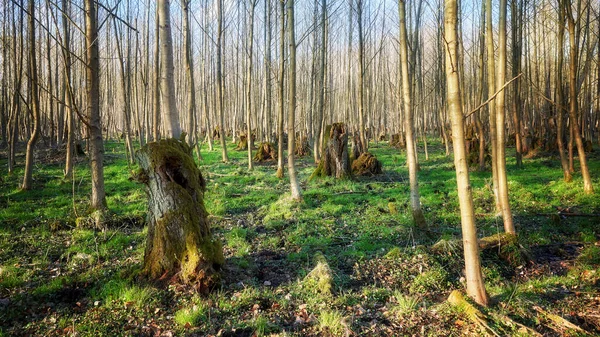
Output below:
[0,138,599,335]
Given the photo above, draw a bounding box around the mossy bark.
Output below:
[351,152,382,176]
[254,142,277,161]
[310,123,351,180]
[136,139,223,289]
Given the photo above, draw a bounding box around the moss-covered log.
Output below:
[351,152,382,176]
[136,139,223,289]
[254,142,277,161]
[310,123,351,179]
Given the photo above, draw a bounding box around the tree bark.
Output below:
[21,0,40,191]
[136,139,223,287]
[276,0,286,178]
[85,0,107,211]
[217,0,229,162]
[444,0,489,306]
[495,0,516,234]
[287,0,302,201]
[556,2,572,182]
[485,0,502,214]
[157,0,181,139]
[311,123,351,179]
[398,0,426,229]
[565,1,594,194]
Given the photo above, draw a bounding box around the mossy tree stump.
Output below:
[311,123,351,179]
[351,152,382,176]
[136,139,223,289]
[254,142,277,161]
[390,133,406,149]
[295,133,310,157]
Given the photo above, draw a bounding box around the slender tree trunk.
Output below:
[556,3,572,182]
[444,0,489,306]
[276,0,286,178]
[22,0,40,191]
[217,0,229,162]
[246,1,257,170]
[398,0,426,229]
[485,0,502,214]
[287,0,302,200]
[152,5,161,141]
[157,0,181,139]
[63,0,74,178]
[565,2,594,194]
[495,0,516,234]
[85,0,107,211]
[313,0,327,164]
[511,0,523,168]
[356,0,368,154]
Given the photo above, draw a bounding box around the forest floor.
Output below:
[1,138,599,336]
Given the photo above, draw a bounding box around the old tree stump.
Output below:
[136,139,223,289]
[311,123,351,179]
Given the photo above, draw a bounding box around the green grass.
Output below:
[0,138,599,335]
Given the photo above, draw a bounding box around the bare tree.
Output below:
[564,0,594,194]
[287,0,302,200]
[217,0,229,162]
[495,0,516,233]
[157,0,181,139]
[84,0,107,212]
[276,0,286,178]
[21,0,40,191]
[398,0,426,229]
[444,0,489,306]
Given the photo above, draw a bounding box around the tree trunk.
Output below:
[511,0,523,168]
[276,0,286,178]
[398,0,426,229]
[311,123,351,179]
[495,0,516,234]
[245,1,257,170]
[21,0,40,191]
[217,0,229,162]
[152,5,161,141]
[556,3,572,182]
[136,139,223,287]
[182,0,197,153]
[444,0,489,306]
[85,0,107,211]
[565,2,594,194]
[485,0,502,214]
[287,0,302,201]
[356,0,368,154]
[62,0,74,179]
[158,0,181,139]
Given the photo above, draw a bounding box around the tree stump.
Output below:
[254,142,277,161]
[295,133,310,157]
[310,123,351,179]
[351,133,362,160]
[136,139,223,289]
[390,133,406,149]
[351,152,382,176]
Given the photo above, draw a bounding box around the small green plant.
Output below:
[303,253,333,296]
[174,303,208,327]
[226,228,251,256]
[253,315,274,337]
[391,291,421,317]
[409,265,449,294]
[578,245,600,266]
[318,310,347,337]
[0,266,24,289]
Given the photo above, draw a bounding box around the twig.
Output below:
[464,73,523,119]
